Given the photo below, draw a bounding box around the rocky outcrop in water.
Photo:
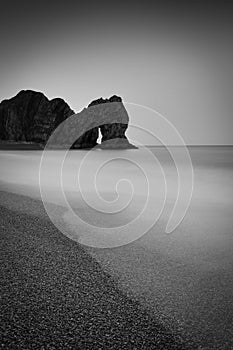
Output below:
[88,95,136,149]
[0,90,75,144]
[0,91,136,149]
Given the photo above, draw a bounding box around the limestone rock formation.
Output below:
[0,91,136,149]
[0,90,75,144]
[88,95,136,149]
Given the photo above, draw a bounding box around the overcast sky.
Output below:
[1,0,233,145]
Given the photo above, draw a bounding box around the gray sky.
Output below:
[1,0,233,145]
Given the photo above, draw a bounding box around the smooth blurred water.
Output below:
[0,146,232,205]
[0,145,232,244]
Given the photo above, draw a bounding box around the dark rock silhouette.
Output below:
[88,95,136,149]
[0,91,136,149]
[88,95,122,107]
[0,90,74,144]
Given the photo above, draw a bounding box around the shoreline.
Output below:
[0,190,191,349]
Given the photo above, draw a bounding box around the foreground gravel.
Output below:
[0,192,193,349]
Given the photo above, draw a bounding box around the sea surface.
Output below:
[0,146,233,348]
